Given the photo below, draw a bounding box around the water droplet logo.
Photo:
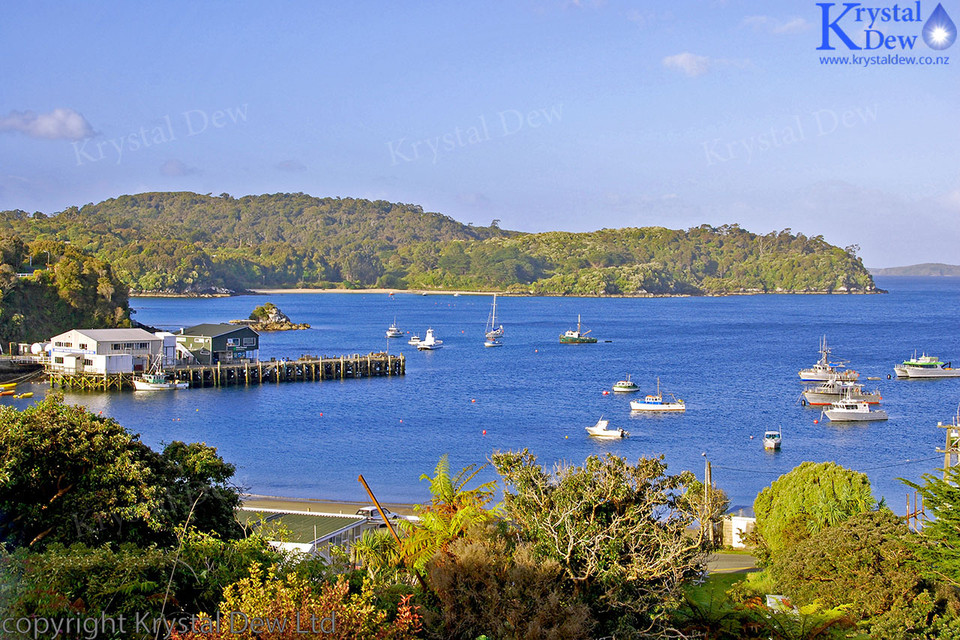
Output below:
[922,3,957,50]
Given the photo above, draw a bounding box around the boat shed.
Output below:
[47,328,162,374]
[176,323,259,365]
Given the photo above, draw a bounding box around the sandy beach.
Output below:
[249,288,496,297]
[243,493,417,516]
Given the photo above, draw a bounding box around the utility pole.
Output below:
[937,411,960,480]
[702,452,714,546]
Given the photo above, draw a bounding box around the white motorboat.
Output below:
[612,374,640,392]
[484,294,504,341]
[133,356,188,391]
[802,379,881,406]
[894,353,960,378]
[484,336,503,348]
[386,319,403,339]
[823,399,888,422]
[585,416,627,438]
[417,328,443,350]
[630,378,685,412]
[798,336,858,382]
[763,428,782,450]
[407,334,421,346]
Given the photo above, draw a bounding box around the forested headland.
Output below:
[0,191,878,296]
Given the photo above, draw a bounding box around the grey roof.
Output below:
[181,323,259,338]
[71,328,160,342]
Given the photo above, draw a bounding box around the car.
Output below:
[356,506,400,520]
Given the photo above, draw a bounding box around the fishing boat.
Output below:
[560,315,597,344]
[823,398,888,422]
[483,294,503,347]
[801,379,881,406]
[763,428,782,450]
[630,378,686,412]
[416,328,443,350]
[385,319,403,339]
[133,356,189,391]
[894,352,960,378]
[585,416,628,438]
[798,336,858,382]
[612,375,640,392]
[407,334,421,346]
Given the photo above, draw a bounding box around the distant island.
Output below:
[231,302,309,331]
[0,191,878,297]
[870,263,960,277]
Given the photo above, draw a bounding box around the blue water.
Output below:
[10,277,960,512]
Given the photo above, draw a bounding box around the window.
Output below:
[242,337,256,346]
[136,342,148,349]
[79,343,87,350]
[83,359,93,366]
[54,357,64,364]
[112,343,120,350]
[226,338,239,346]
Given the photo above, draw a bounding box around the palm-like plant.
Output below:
[398,455,497,571]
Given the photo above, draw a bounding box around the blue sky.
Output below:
[1,1,957,267]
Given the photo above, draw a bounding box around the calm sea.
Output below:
[10,277,960,513]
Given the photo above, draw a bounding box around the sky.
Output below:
[1,1,958,267]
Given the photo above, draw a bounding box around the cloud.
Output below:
[662,52,751,77]
[0,108,95,141]
[276,159,307,172]
[742,15,811,34]
[662,52,711,77]
[159,159,199,177]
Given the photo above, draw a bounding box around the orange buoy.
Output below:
[471,399,476,403]
[602,391,609,396]
[814,419,819,424]
[482,430,487,435]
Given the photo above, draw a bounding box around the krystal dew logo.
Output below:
[817,1,957,50]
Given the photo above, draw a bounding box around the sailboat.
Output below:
[484,294,504,347]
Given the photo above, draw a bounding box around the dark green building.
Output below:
[176,323,260,365]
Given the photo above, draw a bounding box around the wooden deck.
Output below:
[47,352,405,391]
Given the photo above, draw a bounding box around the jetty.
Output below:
[47,352,404,392]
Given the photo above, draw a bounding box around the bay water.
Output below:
[13,277,960,513]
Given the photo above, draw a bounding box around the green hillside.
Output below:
[0,192,878,296]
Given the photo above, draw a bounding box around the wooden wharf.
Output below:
[47,352,405,392]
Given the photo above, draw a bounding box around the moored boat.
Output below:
[408,334,421,346]
[823,399,888,422]
[630,378,685,412]
[802,379,881,406]
[612,374,640,392]
[417,328,443,350]
[585,416,628,438]
[798,336,858,382]
[560,315,597,344]
[386,319,403,339]
[894,353,960,378]
[763,428,782,450]
[484,294,504,345]
[133,355,189,391]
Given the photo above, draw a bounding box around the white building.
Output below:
[47,328,163,374]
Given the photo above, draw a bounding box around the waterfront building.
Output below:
[46,328,162,374]
[176,323,260,365]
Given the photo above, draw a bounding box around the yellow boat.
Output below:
[0,383,17,389]
[14,392,33,399]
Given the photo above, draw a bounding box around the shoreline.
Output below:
[131,288,886,298]
[242,493,418,516]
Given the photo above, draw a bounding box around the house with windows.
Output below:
[176,323,259,365]
[46,328,163,374]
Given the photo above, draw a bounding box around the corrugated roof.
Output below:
[239,510,363,543]
[180,323,257,337]
[71,328,160,342]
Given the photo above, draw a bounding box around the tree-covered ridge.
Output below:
[0,235,131,344]
[0,192,877,295]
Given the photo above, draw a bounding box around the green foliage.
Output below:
[753,461,875,561]
[0,238,130,343]
[1,533,285,627]
[425,535,594,640]
[770,511,936,621]
[249,302,277,320]
[491,450,708,637]
[0,396,243,550]
[398,455,497,572]
[903,465,960,588]
[0,194,876,295]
